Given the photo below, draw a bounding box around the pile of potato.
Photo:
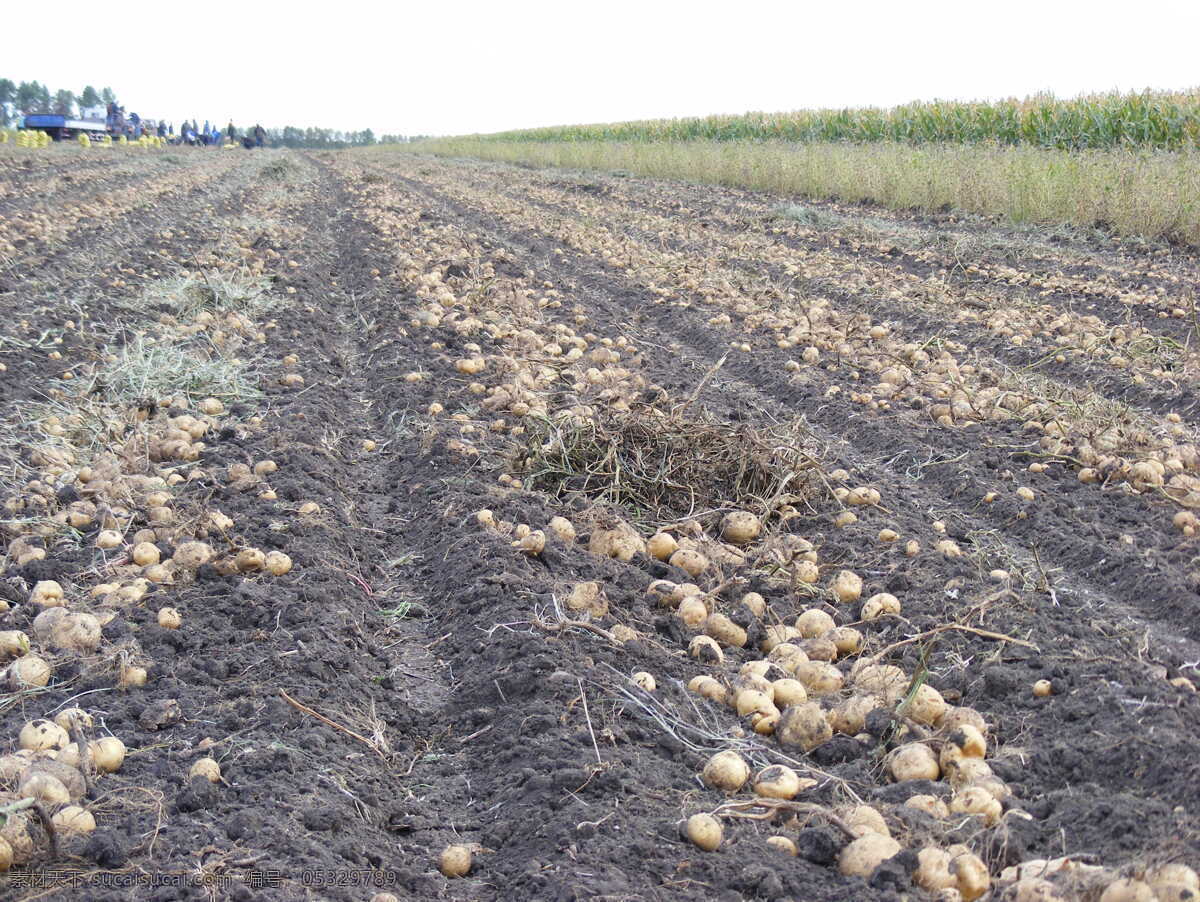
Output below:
[0,709,124,870]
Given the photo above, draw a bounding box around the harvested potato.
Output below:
[946,724,987,759]
[631,672,656,692]
[131,542,160,566]
[760,624,801,652]
[95,530,122,550]
[688,675,727,705]
[771,678,808,708]
[831,570,863,603]
[753,765,804,800]
[825,626,862,656]
[721,511,761,545]
[792,661,843,695]
[29,580,64,607]
[793,559,820,584]
[702,751,750,792]
[173,541,213,568]
[676,596,708,629]
[938,706,988,735]
[265,551,293,575]
[829,694,879,735]
[566,582,608,618]
[688,635,725,664]
[796,608,836,638]
[839,833,901,877]
[1098,880,1155,902]
[686,813,722,851]
[905,794,950,818]
[157,607,182,630]
[439,844,472,877]
[944,757,994,788]
[1147,864,1200,893]
[766,835,797,855]
[52,805,96,834]
[853,663,908,702]
[669,549,708,578]
[907,684,947,725]
[588,521,644,561]
[6,655,51,688]
[548,517,576,543]
[17,772,70,804]
[767,642,808,671]
[949,786,1002,825]
[21,759,84,800]
[190,758,221,783]
[19,720,68,752]
[776,702,832,751]
[705,613,747,648]
[888,743,940,782]
[1033,679,1053,698]
[118,664,148,689]
[513,530,546,554]
[916,847,958,891]
[235,547,266,572]
[861,592,901,620]
[740,591,766,617]
[89,737,126,773]
[53,708,92,732]
[646,532,679,561]
[801,636,838,662]
[845,805,890,837]
[952,852,990,901]
[0,631,30,660]
[47,612,100,652]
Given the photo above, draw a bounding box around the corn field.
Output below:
[476,90,1200,151]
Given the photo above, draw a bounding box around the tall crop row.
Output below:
[477,90,1200,151]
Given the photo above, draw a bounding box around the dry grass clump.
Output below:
[519,400,828,521]
[142,269,273,319]
[97,335,263,408]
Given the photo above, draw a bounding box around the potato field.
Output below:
[0,144,1198,902]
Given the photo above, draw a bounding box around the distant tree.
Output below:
[0,79,14,126]
[17,81,41,112]
[37,84,51,112]
[100,86,116,105]
[79,85,101,109]
[52,89,76,116]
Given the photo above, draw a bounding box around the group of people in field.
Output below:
[179,120,267,148]
[105,102,266,148]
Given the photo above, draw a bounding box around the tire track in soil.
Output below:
[387,167,1200,647]
[448,162,1200,421]
[324,159,1200,893]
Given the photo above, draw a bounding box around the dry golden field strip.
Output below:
[0,144,1197,901]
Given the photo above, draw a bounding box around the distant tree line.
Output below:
[267,127,378,148]
[0,79,114,125]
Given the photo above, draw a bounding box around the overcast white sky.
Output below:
[5,1,1199,136]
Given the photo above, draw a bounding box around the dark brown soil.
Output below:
[1,148,1198,902]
